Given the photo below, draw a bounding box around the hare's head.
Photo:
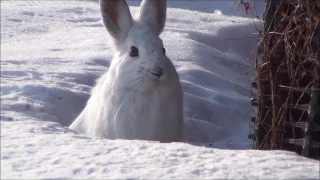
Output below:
[100,0,180,92]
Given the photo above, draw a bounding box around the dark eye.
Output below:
[162,47,166,54]
[129,46,139,57]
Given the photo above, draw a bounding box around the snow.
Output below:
[2,120,319,179]
[1,0,319,179]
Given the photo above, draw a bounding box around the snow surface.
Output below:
[2,120,320,179]
[1,0,319,179]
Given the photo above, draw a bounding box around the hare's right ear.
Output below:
[100,0,133,48]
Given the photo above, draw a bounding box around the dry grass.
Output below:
[251,0,320,159]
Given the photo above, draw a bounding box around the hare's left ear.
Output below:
[139,0,167,36]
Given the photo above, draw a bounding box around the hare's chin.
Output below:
[139,75,161,87]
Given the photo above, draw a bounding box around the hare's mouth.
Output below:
[150,72,163,78]
[150,67,163,78]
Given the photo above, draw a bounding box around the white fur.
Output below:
[69,0,183,142]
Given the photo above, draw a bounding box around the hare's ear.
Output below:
[139,0,167,36]
[100,0,133,48]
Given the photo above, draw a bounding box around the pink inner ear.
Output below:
[106,1,119,28]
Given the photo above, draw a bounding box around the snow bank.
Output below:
[2,120,319,179]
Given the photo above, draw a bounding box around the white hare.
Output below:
[69,0,183,142]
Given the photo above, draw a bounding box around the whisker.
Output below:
[112,77,144,123]
[112,77,145,136]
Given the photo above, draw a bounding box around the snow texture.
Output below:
[1,0,319,179]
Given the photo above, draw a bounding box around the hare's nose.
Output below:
[151,67,163,78]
